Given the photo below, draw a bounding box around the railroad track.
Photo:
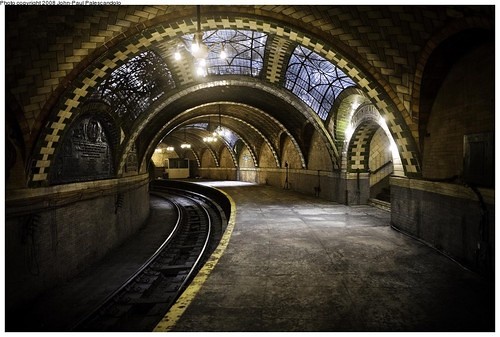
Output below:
[73,188,225,332]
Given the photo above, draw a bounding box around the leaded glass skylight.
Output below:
[182,29,267,77]
[216,126,239,148]
[91,51,175,122]
[285,45,355,120]
[190,122,209,130]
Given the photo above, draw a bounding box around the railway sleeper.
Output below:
[158,251,179,259]
[134,274,160,284]
[173,255,200,265]
[156,257,177,265]
[177,243,204,250]
[118,292,145,303]
[157,264,193,276]
[124,283,150,294]
[100,303,132,318]
[185,229,206,235]
[142,268,161,276]
[148,281,181,293]
[187,224,202,231]
[127,293,177,306]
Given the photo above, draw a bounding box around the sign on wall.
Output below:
[51,116,114,184]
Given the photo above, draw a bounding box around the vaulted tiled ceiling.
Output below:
[5,5,494,184]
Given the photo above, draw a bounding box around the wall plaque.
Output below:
[51,116,114,184]
[125,144,138,173]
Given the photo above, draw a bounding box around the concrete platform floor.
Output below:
[169,181,494,332]
[9,181,494,332]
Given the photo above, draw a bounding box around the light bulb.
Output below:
[220,48,227,59]
[191,42,200,54]
[196,66,205,77]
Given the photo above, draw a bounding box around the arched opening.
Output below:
[420,29,494,184]
[368,128,394,203]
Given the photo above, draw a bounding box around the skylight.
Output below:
[285,45,355,120]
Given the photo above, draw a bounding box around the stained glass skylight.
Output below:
[182,29,267,77]
[285,45,355,120]
[216,126,239,148]
[91,51,175,122]
[190,122,209,130]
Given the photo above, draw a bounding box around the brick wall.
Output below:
[5,176,150,313]
[391,177,494,274]
[280,136,303,169]
[219,147,236,168]
[307,130,335,171]
[422,42,494,180]
[201,149,217,168]
[239,147,256,168]
[259,143,279,168]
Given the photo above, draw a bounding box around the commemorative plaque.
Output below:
[51,116,114,184]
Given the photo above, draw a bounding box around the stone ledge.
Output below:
[368,198,391,212]
[6,173,150,217]
[390,176,494,205]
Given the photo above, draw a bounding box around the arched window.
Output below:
[91,50,175,122]
[285,45,355,120]
[182,29,268,77]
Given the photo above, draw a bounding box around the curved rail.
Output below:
[72,190,220,332]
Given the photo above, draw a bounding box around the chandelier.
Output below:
[203,115,217,143]
[180,127,191,149]
[174,5,227,77]
[214,104,223,136]
[203,105,223,143]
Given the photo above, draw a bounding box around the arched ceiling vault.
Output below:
[133,83,317,174]
[12,6,487,184]
[140,102,301,172]
[161,117,254,169]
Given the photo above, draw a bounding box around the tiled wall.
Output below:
[10,6,486,184]
[6,175,150,312]
[422,42,494,180]
[391,177,494,274]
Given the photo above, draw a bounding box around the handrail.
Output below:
[370,160,392,175]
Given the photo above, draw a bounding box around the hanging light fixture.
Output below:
[180,127,191,149]
[203,115,217,143]
[220,43,228,59]
[215,104,224,136]
[192,6,209,58]
[173,5,229,77]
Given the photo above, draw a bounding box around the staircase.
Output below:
[368,186,391,212]
[375,187,391,202]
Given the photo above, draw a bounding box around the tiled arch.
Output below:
[141,105,290,174]
[201,146,220,167]
[28,12,423,184]
[327,87,369,146]
[347,121,380,173]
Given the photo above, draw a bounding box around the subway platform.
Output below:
[163,181,494,332]
[10,181,494,332]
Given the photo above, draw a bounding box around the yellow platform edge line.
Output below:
[153,189,237,332]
